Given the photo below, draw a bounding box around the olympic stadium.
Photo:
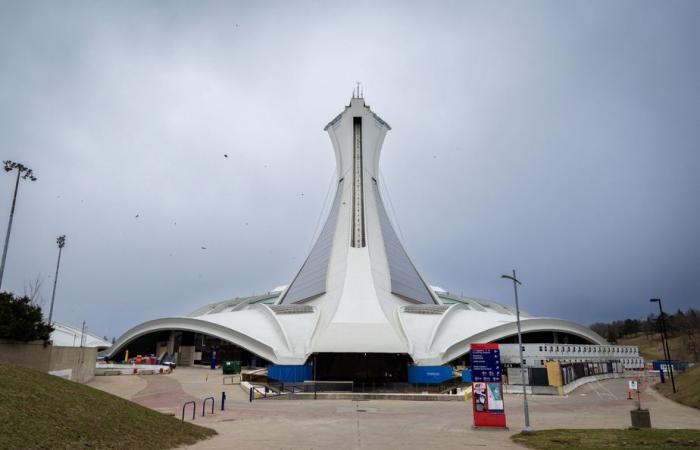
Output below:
[107,94,608,384]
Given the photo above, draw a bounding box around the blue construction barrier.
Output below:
[408,365,454,384]
[267,364,312,382]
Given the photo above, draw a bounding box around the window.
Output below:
[539,346,543,352]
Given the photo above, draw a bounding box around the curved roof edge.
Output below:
[104,317,308,365]
[414,317,608,366]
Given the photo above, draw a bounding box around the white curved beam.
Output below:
[105,317,308,365]
[416,318,607,365]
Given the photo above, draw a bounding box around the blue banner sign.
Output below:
[408,365,454,384]
[470,345,502,383]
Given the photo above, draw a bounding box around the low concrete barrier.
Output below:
[0,340,96,383]
[94,363,172,376]
[504,372,624,396]
[239,381,467,401]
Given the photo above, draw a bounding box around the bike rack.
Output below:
[202,396,215,416]
[182,401,196,422]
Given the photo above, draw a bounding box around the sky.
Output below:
[0,1,698,340]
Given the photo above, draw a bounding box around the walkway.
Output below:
[88,368,700,449]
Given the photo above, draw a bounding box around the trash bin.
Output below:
[223,361,241,374]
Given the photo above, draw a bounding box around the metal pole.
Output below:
[512,270,533,433]
[657,312,671,383]
[0,169,21,290]
[503,269,533,433]
[48,236,66,326]
[657,300,676,394]
[80,320,86,348]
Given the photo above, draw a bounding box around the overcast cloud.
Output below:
[0,1,698,340]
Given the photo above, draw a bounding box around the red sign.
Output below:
[470,343,507,428]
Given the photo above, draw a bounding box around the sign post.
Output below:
[470,343,507,429]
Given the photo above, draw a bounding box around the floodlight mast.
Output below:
[501,270,533,434]
[0,161,37,290]
[47,235,66,327]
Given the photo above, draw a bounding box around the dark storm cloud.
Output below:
[0,1,698,339]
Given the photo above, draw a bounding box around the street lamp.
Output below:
[0,161,37,290]
[47,235,66,326]
[501,269,533,434]
[650,298,676,393]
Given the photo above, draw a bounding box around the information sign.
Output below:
[470,343,507,428]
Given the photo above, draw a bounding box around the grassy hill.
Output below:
[655,363,700,409]
[0,362,216,449]
[616,332,697,362]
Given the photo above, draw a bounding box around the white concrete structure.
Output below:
[499,343,645,370]
[108,95,607,368]
[51,322,111,350]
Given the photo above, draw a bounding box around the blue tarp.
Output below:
[267,364,312,382]
[461,369,472,382]
[408,365,454,384]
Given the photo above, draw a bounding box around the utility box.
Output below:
[223,361,241,374]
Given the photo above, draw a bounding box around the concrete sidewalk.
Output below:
[88,368,700,449]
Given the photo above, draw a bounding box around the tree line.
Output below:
[590,307,700,342]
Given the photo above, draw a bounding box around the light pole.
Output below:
[0,161,37,290]
[47,235,66,326]
[650,298,676,393]
[501,269,533,434]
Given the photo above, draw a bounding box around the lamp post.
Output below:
[501,269,533,433]
[0,161,37,290]
[47,235,66,326]
[650,298,676,393]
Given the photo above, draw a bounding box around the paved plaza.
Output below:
[88,368,700,449]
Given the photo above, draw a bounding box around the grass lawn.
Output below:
[655,363,700,409]
[0,362,216,449]
[511,428,700,449]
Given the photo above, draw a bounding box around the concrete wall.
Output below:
[0,340,97,383]
[178,345,195,366]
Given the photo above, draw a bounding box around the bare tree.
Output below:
[23,273,44,307]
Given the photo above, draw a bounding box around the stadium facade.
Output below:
[107,95,607,382]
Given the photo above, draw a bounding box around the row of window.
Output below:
[529,358,643,366]
[536,345,637,354]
